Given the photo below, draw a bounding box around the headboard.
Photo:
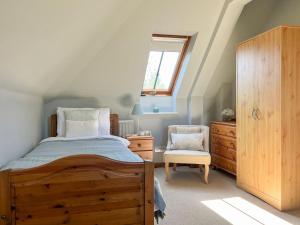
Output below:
[50,114,120,137]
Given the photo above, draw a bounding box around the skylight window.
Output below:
[142,34,191,96]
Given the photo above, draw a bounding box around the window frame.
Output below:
[141,34,191,96]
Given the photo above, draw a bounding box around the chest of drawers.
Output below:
[211,121,236,175]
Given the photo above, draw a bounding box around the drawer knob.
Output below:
[137,143,142,147]
[0,215,7,221]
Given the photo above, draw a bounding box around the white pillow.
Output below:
[56,107,110,137]
[98,108,110,136]
[170,133,204,151]
[65,120,99,138]
[65,110,99,121]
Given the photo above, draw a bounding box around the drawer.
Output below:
[129,140,153,152]
[211,134,236,149]
[211,144,236,161]
[211,124,236,138]
[212,154,236,175]
[135,151,153,161]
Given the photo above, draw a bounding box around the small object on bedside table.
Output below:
[139,130,152,136]
[127,136,154,161]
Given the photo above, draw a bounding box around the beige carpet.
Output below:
[155,167,300,225]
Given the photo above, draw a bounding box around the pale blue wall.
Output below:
[0,88,43,167]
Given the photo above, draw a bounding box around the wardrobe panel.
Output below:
[281,27,300,210]
[255,28,281,201]
[236,39,257,189]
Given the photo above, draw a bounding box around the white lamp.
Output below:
[131,103,143,134]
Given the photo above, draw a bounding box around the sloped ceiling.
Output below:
[0,0,142,95]
[47,0,226,101]
[0,0,251,104]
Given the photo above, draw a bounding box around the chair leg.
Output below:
[200,164,203,172]
[204,164,209,184]
[173,163,177,171]
[165,162,170,181]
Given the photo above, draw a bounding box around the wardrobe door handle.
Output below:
[256,108,262,120]
[252,107,262,120]
[252,108,257,120]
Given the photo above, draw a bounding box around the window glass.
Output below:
[142,34,190,95]
[155,52,180,90]
[143,51,162,89]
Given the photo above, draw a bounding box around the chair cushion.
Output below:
[164,150,211,164]
[164,150,210,157]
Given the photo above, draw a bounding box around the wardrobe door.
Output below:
[280,27,300,209]
[236,38,258,189]
[255,29,281,202]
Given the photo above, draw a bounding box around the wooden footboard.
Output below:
[0,155,154,225]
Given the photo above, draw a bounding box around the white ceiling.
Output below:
[0,0,251,102]
[0,0,142,95]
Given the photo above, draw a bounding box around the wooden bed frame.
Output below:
[0,114,154,225]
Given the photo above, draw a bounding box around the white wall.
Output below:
[0,89,43,167]
[264,0,300,30]
[43,97,188,149]
[201,0,300,124]
[200,0,277,124]
[0,0,260,162]
[41,0,227,150]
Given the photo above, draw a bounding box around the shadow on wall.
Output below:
[203,82,235,124]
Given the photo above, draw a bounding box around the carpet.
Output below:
[155,167,300,225]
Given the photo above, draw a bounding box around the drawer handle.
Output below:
[0,215,8,221]
[137,143,142,147]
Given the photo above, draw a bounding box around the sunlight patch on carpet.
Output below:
[202,197,292,225]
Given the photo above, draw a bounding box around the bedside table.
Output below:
[127,136,154,161]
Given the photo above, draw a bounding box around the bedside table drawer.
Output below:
[128,140,153,152]
[135,151,153,161]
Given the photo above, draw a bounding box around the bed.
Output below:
[0,113,155,225]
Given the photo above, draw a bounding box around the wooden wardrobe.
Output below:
[236,26,300,211]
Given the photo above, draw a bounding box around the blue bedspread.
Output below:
[3,137,142,169]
